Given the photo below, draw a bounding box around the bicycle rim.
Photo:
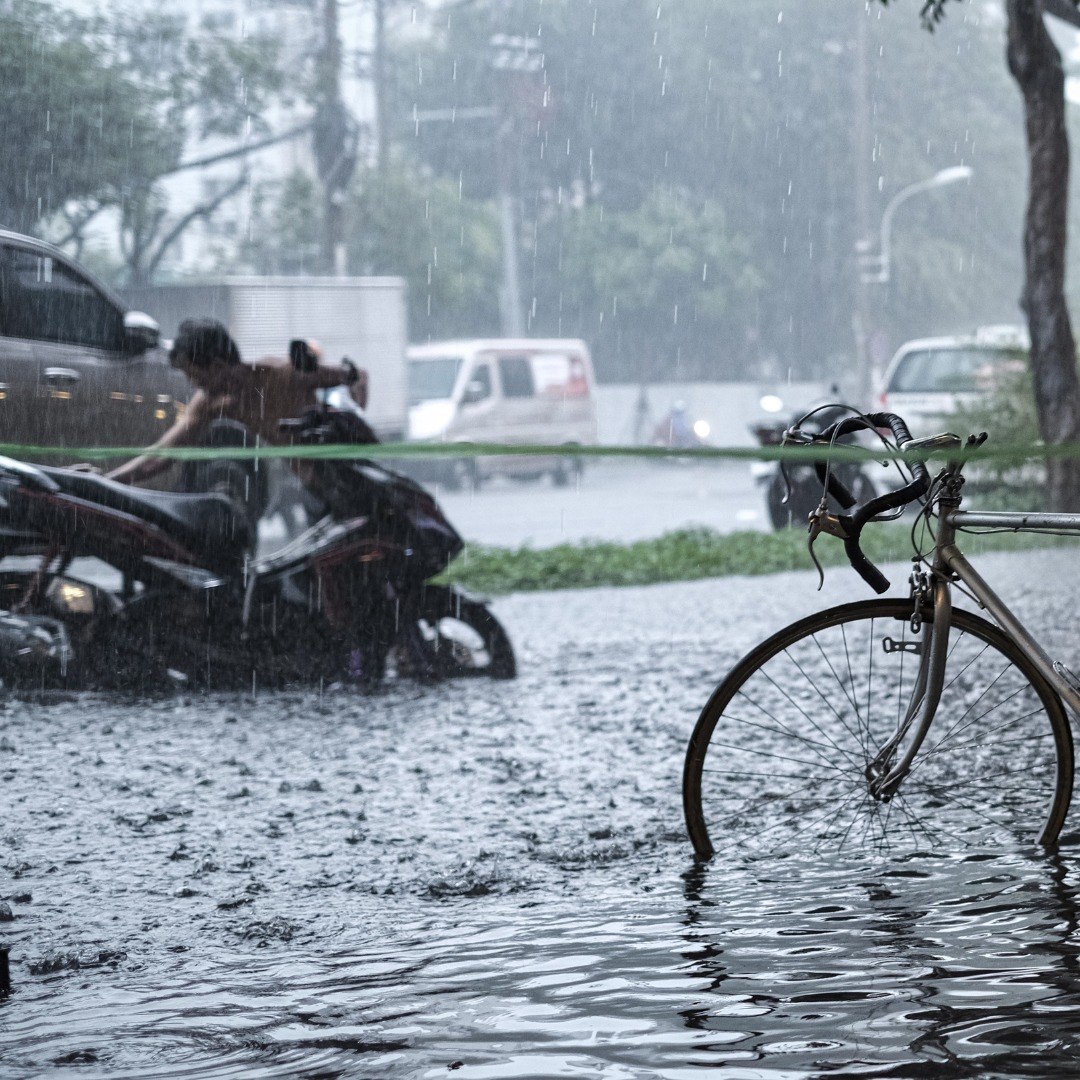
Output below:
[683,599,1074,860]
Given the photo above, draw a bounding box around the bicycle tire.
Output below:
[683,599,1074,859]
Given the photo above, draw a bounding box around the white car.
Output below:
[878,326,1029,437]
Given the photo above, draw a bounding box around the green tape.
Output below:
[0,438,1066,465]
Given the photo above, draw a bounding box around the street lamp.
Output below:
[858,165,973,284]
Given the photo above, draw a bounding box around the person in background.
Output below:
[107,317,367,487]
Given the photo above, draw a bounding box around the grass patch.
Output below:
[439,524,1079,595]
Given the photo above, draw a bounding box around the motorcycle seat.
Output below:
[35,467,251,574]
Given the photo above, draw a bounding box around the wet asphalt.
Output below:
[1,547,1079,1076]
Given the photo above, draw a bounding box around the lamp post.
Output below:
[853,165,973,407]
[858,165,973,285]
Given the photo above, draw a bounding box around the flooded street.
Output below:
[4,550,1080,1077]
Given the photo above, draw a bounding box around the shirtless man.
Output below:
[107,317,367,486]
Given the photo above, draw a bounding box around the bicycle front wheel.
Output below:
[684,599,1074,859]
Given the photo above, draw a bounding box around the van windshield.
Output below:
[888,347,1026,393]
[408,356,463,405]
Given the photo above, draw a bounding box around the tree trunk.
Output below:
[1006,0,1080,509]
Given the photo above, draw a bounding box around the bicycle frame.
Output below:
[871,460,1080,808]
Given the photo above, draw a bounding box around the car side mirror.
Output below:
[462,380,489,405]
[123,311,160,356]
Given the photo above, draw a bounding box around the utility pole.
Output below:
[373,0,388,176]
[490,33,543,338]
[313,0,358,275]
[852,5,873,409]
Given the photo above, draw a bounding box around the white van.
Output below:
[406,338,598,488]
[879,325,1029,437]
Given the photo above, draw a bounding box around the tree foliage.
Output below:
[534,191,762,380]
[0,0,172,233]
[0,0,282,284]
[347,167,503,342]
[390,0,1047,384]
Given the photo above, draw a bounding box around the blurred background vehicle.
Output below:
[0,230,187,468]
[650,400,711,451]
[878,325,1029,437]
[122,277,409,442]
[405,338,597,489]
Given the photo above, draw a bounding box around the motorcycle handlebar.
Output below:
[808,412,933,594]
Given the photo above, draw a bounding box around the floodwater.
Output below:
[4,551,1080,1078]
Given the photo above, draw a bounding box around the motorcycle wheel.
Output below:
[406,585,516,679]
[766,470,817,529]
[766,469,877,530]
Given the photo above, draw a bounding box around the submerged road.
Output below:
[260,459,784,552]
[3,549,1080,1076]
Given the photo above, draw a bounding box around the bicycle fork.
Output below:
[865,576,954,801]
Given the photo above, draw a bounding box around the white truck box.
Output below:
[122,277,409,438]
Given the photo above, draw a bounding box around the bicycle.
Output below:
[683,411,1080,859]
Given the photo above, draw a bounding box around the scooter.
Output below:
[651,402,711,452]
[750,400,879,530]
[0,407,515,690]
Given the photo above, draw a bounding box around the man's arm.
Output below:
[107,392,208,485]
[303,359,368,408]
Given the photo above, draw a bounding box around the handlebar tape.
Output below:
[813,460,857,509]
[812,412,932,594]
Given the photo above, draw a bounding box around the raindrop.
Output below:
[701,263,707,282]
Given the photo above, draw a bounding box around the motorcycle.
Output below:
[651,402,711,457]
[0,407,516,690]
[750,399,880,530]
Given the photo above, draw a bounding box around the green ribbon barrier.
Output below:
[0,438,1066,466]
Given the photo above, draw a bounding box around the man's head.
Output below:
[169,318,241,374]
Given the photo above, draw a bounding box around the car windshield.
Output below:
[888,347,1027,393]
[408,356,463,405]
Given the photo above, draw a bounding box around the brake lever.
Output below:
[807,508,849,591]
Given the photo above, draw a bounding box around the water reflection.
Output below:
[679,851,1080,1077]
[9,847,1080,1076]
[6,555,1080,1077]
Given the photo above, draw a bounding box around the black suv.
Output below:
[0,230,190,463]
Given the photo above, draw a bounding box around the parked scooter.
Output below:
[0,407,515,690]
[750,398,879,530]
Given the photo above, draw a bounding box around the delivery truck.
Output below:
[122,277,409,439]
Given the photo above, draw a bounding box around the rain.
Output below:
[5,0,1080,1076]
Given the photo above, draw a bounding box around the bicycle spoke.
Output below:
[752,669,864,769]
[704,738,850,776]
[718,701,859,769]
